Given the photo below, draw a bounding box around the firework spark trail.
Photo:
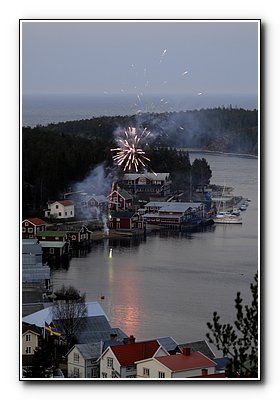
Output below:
[111,127,151,172]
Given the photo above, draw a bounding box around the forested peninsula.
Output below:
[22,107,258,216]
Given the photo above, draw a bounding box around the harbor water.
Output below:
[51,152,258,346]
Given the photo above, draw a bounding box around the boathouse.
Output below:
[22,218,47,239]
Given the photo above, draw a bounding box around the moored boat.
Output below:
[214,214,242,224]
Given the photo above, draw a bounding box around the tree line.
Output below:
[22,106,258,216]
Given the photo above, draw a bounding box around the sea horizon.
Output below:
[22,92,258,128]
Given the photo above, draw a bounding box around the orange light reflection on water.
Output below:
[108,262,141,337]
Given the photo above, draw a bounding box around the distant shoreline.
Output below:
[179,148,258,159]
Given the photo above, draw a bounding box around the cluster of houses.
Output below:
[22,301,230,379]
[21,172,227,379]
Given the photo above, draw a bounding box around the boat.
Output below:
[214,184,242,224]
[214,214,242,224]
[239,204,247,211]
[231,208,241,216]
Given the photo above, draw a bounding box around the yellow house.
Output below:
[22,322,41,356]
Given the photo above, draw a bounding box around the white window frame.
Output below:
[25,347,32,354]
[49,248,54,254]
[28,228,33,233]
[25,334,31,342]
[158,371,165,378]
[73,353,79,363]
[107,357,113,368]
[143,367,150,377]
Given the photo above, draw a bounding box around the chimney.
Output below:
[182,347,191,356]
[128,335,136,344]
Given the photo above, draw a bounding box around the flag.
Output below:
[44,321,61,337]
[111,369,121,378]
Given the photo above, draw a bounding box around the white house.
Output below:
[67,343,102,378]
[98,338,168,378]
[135,348,217,379]
[45,200,75,219]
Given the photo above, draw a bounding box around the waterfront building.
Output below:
[22,217,47,239]
[109,211,143,230]
[107,188,133,211]
[22,239,51,290]
[119,172,171,198]
[44,200,75,219]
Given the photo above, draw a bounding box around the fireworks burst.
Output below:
[111,127,151,172]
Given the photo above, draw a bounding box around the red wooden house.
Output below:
[109,211,143,230]
[22,218,47,239]
[107,188,133,211]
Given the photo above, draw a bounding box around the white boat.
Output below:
[214,184,242,224]
[214,214,243,224]
[231,208,241,216]
[240,204,247,211]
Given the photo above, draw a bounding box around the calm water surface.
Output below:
[52,153,258,346]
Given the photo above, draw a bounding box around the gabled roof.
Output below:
[22,302,108,327]
[72,343,102,360]
[22,322,41,336]
[110,340,160,366]
[109,188,133,200]
[51,200,74,206]
[155,351,217,372]
[213,357,231,371]
[143,337,179,354]
[178,340,216,359]
[76,328,127,345]
[23,218,47,226]
[89,194,107,203]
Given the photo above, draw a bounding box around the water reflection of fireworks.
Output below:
[111,127,151,172]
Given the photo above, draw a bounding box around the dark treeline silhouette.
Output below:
[22,108,257,216]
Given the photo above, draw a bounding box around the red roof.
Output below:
[156,352,217,372]
[111,341,160,366]
[24,218,46,226]
[57,200,74,206]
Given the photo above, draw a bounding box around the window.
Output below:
[107,357,113,368]
[22,228,26,233]
[102,372,107,378]
[158,371,165,378]
[59,212,62,216]
[28,228,33,233]
[25,347,32,354]
[25,334,31,342]
[73,367,80,377]
[143,367,150,377]
[49,248,54,254]
[70,211,73,215]
[73,353,79,363]
[24,222,29,226]
[65,212,67,216]
[56,204,59,209]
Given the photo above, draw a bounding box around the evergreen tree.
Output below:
[206,273,258,377]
